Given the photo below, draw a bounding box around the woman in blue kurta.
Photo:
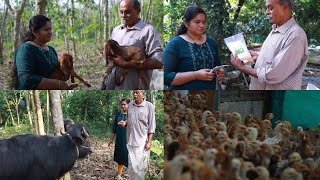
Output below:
[108,98,130,178]
[164,5,225,90]
[14,15,76,90]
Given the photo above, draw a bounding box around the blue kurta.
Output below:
[164,36,221,90]
[112,112,128,167]
[15,43,58,90]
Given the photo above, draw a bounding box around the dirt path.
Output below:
[70,137,163,180]
[70,137,129,180]
[0,61,12,89]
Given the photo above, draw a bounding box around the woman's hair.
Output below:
[12,15,51,89]
[121,98,131,104]
[176,5,207,36]
[22,15,51,43]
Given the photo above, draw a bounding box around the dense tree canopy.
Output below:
[0,0,163,62]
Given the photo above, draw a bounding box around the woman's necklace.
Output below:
[33,40,49,51]
[186,32,203,45]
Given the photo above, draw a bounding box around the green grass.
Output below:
[0,124,32,139]
[77,120,111,140]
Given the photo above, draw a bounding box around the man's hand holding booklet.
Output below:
[224,33,255,65]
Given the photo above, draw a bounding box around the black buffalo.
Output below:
[0,124,93,180]
[64,119,75,131]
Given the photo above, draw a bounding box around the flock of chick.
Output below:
[164,91,320,180]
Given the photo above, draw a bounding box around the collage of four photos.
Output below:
[1,0,320,179]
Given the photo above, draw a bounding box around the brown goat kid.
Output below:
[104,39,146,86]
[49,53,91,87]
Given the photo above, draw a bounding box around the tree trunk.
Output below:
[15,104,20,126]
[64,34,70,54]
[0,32,4,63]
[25,91,33,133]
[30,91,39,134]
[36,0,47,15]
[145,91,154,104]
[3,95,15,126]
[34,90,45,135]
[0,6,8,63]
[149,0,153,24]
[13,91,21,126]
[98,0,102,45]
[70,0,77,59]
[233,0,245,24]
[141,0,144,21]
[79,5,83,56]
[64,1,70,54]
[49,90,65,135]
[49,90,70,180]
[103,0,108,43]
[108,0,113,38]
[145,0,152,22]
[4,0,28,52]
[46,91,50,135]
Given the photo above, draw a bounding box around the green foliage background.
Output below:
[0,0,164,60]
[0,90,164,141]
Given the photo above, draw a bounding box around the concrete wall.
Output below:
[218,101,265,119]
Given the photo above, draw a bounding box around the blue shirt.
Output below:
[164,36,221,90]
[15,43,58,90]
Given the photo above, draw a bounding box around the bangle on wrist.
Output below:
[192,71,196,80]
[58,80,61,89]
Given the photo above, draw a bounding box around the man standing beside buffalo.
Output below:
[102,0,163,90]
[231,0,308,90]
[118,90,156,180]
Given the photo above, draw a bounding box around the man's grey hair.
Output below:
[132,0,141,11]
[279,0,294,10]
[120,0,141,11]
[133,90,145,94]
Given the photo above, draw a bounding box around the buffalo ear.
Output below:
[72,136,83,145]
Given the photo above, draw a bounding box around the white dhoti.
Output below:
[127,144,150,180]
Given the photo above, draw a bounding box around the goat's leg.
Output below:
[106,60,114,75]
[115,69,128,86]
[71,75,75,83]
[138,71,143,89]
[70,70,91,87]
